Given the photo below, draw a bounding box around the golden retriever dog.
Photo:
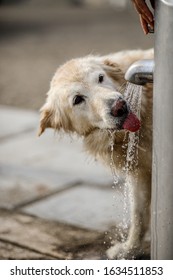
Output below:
[39,49,153,259]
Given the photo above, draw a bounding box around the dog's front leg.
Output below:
[107,172,151,259]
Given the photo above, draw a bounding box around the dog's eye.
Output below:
[73,95,85,105]
[98,74,104,83]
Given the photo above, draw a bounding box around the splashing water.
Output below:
[109,82,142,233]
[124,82,142,173]
[123,83,142,232]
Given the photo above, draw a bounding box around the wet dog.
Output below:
[39,49,153,259]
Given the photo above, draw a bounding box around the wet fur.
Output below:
[39,49,153,259]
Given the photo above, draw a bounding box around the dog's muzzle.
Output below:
[111,99,128,119]
[110,99,141,132]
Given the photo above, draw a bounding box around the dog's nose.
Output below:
[111,99,128,118]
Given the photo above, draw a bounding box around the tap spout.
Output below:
[125,59,154,85]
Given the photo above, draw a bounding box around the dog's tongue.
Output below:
[122,112,140,132]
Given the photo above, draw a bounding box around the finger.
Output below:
[132,1,142,14]
[139,14,149,34]
[133,2,151,23]
[139,10,152,24]
[133,5,151,25]
[135,0,154,22]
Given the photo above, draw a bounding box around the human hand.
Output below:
[132,0,155,34]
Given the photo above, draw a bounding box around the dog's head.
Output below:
[39,56,140,137]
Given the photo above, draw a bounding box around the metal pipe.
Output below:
[151,0,173,260]
[124,0,173,259]
[125,59,154,85]
[125,0,173,259]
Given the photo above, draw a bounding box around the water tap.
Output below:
[125,59,154,85]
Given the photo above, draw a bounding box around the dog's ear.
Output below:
[103,59,125,84]
[38,104,54,136]
[38,101,63,136]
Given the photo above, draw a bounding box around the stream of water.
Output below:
[109,82,142,233]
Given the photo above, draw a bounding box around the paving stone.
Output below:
[0,165,79,209]
[0,209,104,260]
[0,241,55,260]
[22,184,130,231]
[0,106,38,140]
[0,128,112,184]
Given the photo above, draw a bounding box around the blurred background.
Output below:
[0,0,153,259]
[0,0,154,110]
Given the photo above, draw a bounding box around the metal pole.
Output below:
[151,0,173,259]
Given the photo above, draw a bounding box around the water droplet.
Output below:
[108,129,119,188]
